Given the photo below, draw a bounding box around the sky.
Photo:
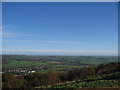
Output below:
[2,0,119,2]
[2,2,118,56]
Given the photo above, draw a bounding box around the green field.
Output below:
[2,55,118,72]
[2,61,43,68]
[2,60,83,72]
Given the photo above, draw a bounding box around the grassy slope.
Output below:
[35,72,120,88]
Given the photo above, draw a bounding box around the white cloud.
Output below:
[1,30,31,37]
[3,49,118,56]
[37,40,81,44]
[2,32,28,37]
[3,37,81,45]
[0,25,31,37]
[1,28,80,45]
